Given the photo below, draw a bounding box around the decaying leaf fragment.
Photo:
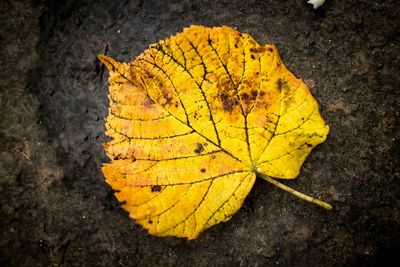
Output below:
[99,25,330,239]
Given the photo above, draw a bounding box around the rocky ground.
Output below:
[0,0,399,266]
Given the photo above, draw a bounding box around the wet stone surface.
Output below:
[0,0,399,266]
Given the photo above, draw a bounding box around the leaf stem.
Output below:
[256,172,332,210]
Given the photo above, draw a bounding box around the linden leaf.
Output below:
[99,25,330,239]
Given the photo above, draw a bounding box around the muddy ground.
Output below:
[1,0,399,266]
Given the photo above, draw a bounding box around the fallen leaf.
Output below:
[99,25,330,239]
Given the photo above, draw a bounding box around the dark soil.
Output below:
[1,0,399,266]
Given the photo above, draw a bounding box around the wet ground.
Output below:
[1,0,399,266]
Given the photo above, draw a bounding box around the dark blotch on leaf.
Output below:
[220,92,238,112]
[250,47,266,53]
[277,78,283,91]
[162,90,174,105]
[240,92,251,105]
[194,143,204,154]
[201,168,206,173]
[151,185,162,192]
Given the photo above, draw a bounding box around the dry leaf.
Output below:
[98,25,330,239]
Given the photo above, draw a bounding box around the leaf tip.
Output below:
[97,54,119,72]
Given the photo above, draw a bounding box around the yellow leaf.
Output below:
[99,25,330,239]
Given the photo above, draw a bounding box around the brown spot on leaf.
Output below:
[250,47,266,53]
[249,90,260,101]
[201,168,206,173]
[162,89,174,105]
[277,78,283,91]
[143,95,155,109]
[234,37,239,48]
[220,92,238,112]
[277,78,289,92]
[194,143,204,154]
[216,78,239,113]
[240,92,250,104]
[151,185,162,192]
[277,78,290,93]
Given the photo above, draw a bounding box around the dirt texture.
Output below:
[1,0,399,266]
